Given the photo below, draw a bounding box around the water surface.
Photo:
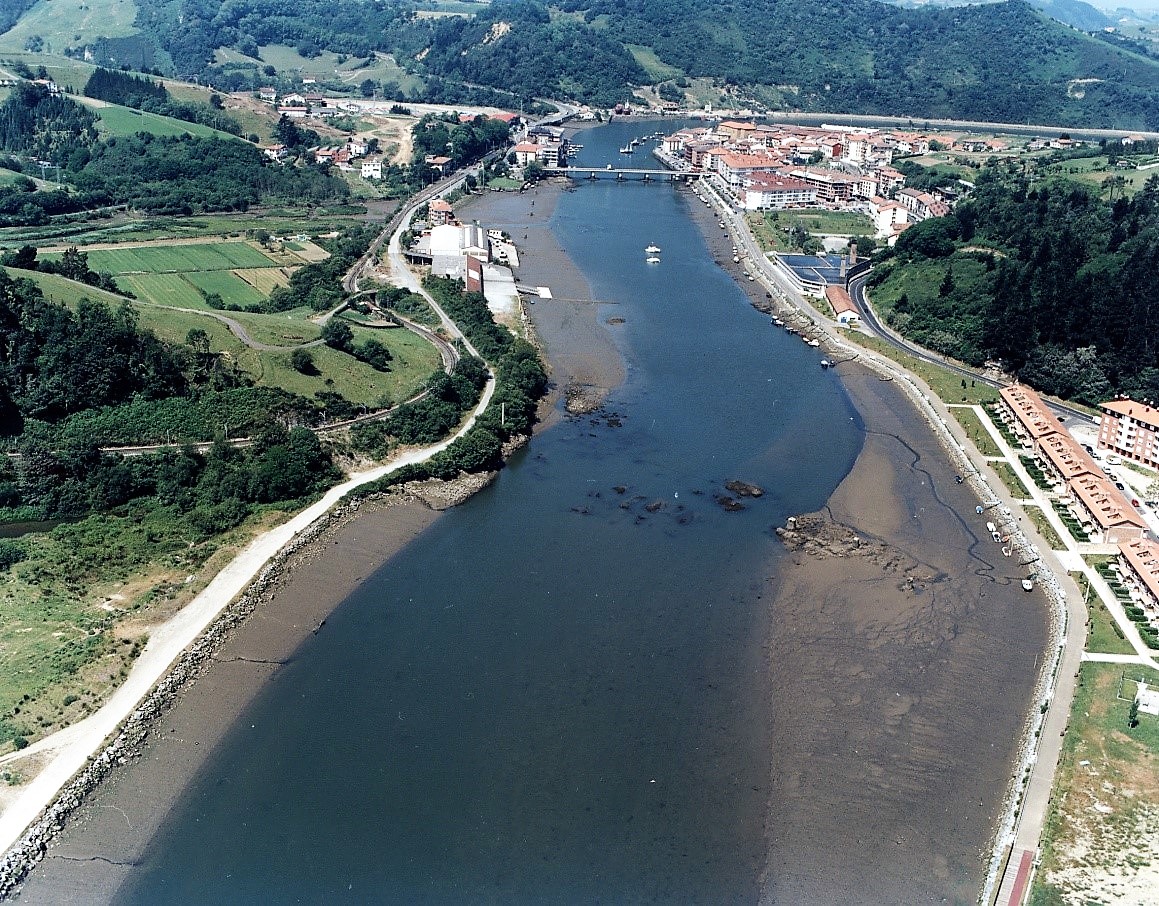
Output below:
[112,120,863,903]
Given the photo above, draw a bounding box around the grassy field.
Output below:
[41,241,293,309]
[6,268,438,409]
[0,506,294,754]
[844,331,998,407]
[776,210,874,236]
[77,100,239,141]
[183,270,268,307]
[1032,662,1159,905]
[1037,154,1159,197]
[991,460,1032,499]
[952,405,1001,457]
[1076,573,1136,656]
[1024,504,1067,551]
[0,0,137,54]
[625,44,683,81]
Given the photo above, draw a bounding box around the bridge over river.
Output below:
[547,165,704,182]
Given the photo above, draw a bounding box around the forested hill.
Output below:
[868,173,1159,406]
[81,0,1159,127]
[542,0,1159,127]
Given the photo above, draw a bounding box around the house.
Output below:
[429,198,455,226]
[511,142,541,167]
[824,285,860,325]
[425,155,453,174]
[257,87,277,103]
[1067,474,1148,544]
[998,384,1064,448]
[262,144,288,162]
[865,197,909,239]
[712,152,782,193]
[1098,399,1159,470]
[716,120,757,141]
[360,159,382,179]
[1118,539,1159,614]
[788,167,859,203]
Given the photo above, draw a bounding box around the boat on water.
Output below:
[645,244,661,254]
[1022,578,1034,591]
[619,145,633,154]
[820,359,831,369]
[773,318,784,326]
[646,256,661,264]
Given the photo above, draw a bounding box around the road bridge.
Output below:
[549,166,703,182]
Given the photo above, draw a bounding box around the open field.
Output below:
[0,206,366,250]
[4,269,438,409]
[1077,573,1137,656]
[991,460,1032,498]
[0,507,293,757]
[1032,663,1159,905]
[182,271,268,307]
[625,44,683,81]
[776,209,874,236]
[0,0,137,54]
[953,405,1002,456]
[41,241,296,309]
[58,241,280,274]
[844,331,999,406]
[74,98,238,141]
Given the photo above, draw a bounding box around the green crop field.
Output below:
[52,241,279,274]
[234,267,293,295]
[117,274,209,308]
[183,270,266,306]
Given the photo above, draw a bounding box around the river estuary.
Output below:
[16,119,1045,905]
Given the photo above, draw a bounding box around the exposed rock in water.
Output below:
[716,495,746,512]
[645,500,664,513]
[565,383,604,414]
[725,480,764,498]
[607,317,626,325]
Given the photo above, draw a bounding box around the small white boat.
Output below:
[1022,578,1034,592]
[645,244,661,254]
[820,359,831,369]
[646,256,661,264]
[808,339,821,347]
[619,145,633,154]
[773,318,784,326]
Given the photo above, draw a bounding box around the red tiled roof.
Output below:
[1102,399,1159,430]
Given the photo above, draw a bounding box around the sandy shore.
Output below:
[457,180,626,420]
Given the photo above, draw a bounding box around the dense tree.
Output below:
[871,170,1159,406]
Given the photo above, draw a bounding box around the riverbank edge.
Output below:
[689,182,1067,901]
[0,203,546,895]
